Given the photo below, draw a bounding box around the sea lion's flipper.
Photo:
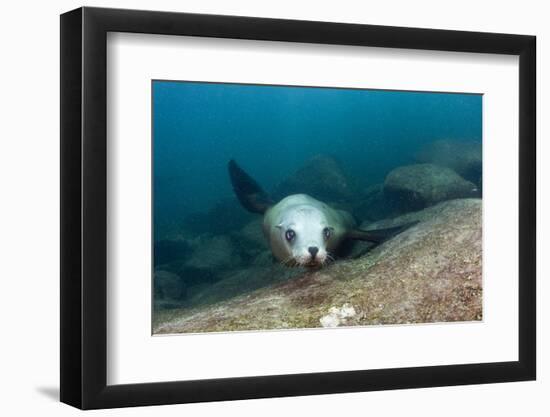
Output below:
[228,159,273,214]
[348,221,419,243]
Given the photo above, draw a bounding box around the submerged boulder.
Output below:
[156,234,243,289]
[186,263,301,308]
[236,218,266,248]
[154,270,187,303]
[186,235,242,271]
[157,260,218,287]
[274,155,358,204]
[416,139,482,186]
[230,218,270,262]
[383,163,479,211]
[154,199,482,333]
[352,183,401,222]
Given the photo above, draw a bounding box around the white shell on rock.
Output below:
[319,303,357,328]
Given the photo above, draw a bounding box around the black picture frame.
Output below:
[60,6,536,410]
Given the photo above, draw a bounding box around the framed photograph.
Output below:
[60,7,536,409]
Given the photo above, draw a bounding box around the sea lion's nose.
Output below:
[308,246,319,258]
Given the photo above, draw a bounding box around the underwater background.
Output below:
[152,80,482,331]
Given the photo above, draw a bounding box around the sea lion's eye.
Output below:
[285,229,296,242]
[323,227,332,240]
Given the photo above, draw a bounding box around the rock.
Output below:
[185,264,301,308]
[157,234,243,289]
[153,199,482,333]
[229,218,270,262]
[416,139,482,186]
[274,155,358,204]
[237,218,266,247]
[352,183,401,222]
[320,303,357,328]
[154,270,186,302]
[364,197,476,229]
[157,260,218,286]
[383,163,479,211]
[186,235,242,271]
[250,250,275,267]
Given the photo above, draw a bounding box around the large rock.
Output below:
[383,163,479,211]
[416,139,482,186]
[352,183,401,222]
[153,199,482,333]
[230,218,270,262]
[274,155,358,204]
[236,218,266,247]
[157,260,218,287]
[186,263,301,308]
[154,270,187,303]
[156,234,243,290]
[186,235,242,270]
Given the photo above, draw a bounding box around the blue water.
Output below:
[153,80,482,236]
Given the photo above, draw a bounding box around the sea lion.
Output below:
[228,159,416,268]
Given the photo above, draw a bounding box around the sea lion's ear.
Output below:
[348,221,419,243]
[228,159,273,215]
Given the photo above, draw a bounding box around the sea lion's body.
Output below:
[228,159,416,268]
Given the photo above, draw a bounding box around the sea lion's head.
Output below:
[272,206,334,268]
